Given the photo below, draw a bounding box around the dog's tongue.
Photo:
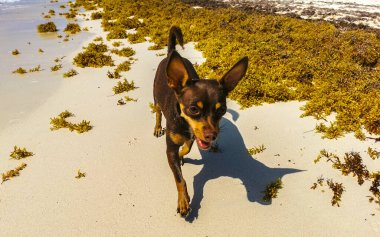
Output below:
[196,138,210,150]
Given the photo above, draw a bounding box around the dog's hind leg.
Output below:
[153,103,165,137]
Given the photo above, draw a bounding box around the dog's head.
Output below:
[166,51,248,150]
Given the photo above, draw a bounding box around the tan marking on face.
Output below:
[180,104,207,140]
[215,102,221,110]
[169,131,186,145]
[197,101,203,109]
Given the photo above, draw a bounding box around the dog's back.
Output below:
[153,27,198,121]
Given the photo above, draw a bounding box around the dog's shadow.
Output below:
[184,114,302,222]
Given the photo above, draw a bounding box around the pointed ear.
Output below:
[166,50,190,93]
[218,56,248,94]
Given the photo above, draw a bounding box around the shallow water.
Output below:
[0,0,91,132]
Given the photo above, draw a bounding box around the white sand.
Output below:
[0,6,379,237]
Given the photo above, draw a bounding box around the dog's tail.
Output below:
[167,26,184,54]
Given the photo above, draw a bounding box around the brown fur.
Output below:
[153,26,248,217]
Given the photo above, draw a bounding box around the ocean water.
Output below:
[0,0,89,132]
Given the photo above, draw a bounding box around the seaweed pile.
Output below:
[72,0,380,140]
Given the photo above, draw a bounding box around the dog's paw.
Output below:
[153,127,165,137]
[177,192,190,217]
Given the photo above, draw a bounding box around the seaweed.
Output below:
[1,163,27,184]
[75,169,86,179]
[124,95,137,102]
[367,147,380,160]
[369,173,380,205]
[12,67,27,74]
[50,110,92,133]
[107,27,127,40]
[317,150,369,185]
[12,49,20,55]
[327,179,345,207]
[10,146,34,160]
[311,176,325,189]
[29,65,42,72]
[111,47,135,57]
[112,41,122,47]
[127,32,146,44]
[262,178,283,202]
[107,70,121,79]
[60,5,66,9]
[64,23,81,34]
[93,36,103,41]
[51,64,62,72]
[117,98,125,105]
[38,48,44,53]
[112,79,136,94]
[73,42,113,68]
[115,60,131,72]
[91,12,103,20]
[37,22,57,33]
[247,144,266,155]
[91,0,380,140]
[63,69,78,78]
[48,9,55,15]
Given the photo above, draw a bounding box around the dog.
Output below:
[153,26,248,217]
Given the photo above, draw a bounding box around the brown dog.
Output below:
[153,26,248,217]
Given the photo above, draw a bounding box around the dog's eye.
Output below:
[188,106,201,116]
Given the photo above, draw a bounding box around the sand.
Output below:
[0,2,379,237]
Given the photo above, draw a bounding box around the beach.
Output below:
[0,0,379,236]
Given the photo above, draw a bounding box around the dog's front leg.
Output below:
[166,134,190,217]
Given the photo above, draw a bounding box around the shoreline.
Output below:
[0,0,92,132]
[0,1,379,236]
[186,0,380,32]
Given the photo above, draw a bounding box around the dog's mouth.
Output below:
[195,137,211,150]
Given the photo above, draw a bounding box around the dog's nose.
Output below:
[204,131,217,142]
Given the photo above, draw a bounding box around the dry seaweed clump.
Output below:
[327,179,345,207]
[12,49,20,55]
[112,79,136,94]
[63,69,78,78]
[51,64,62,72]
[12,67,27,74]
[75,169,86,179]
[64,23,81,34]
[37,22,57,33]
[315,149,380,207]
[10,146,34,160]
[91,0,380,141]
[107,70,121,79]
[112,41,122,47]
[368,147,380,160]
[2,163,27,184]
[316,150,369,185]
[29,65,42,72]
[50,110,92,134]
[91,12,103,20]
[111,47,135,57]
[247,144,266,155]
[262,178,283,202]
[73,42,113,68]
[115,60,131,72]
[107,27,127,40]
[127,32,146,44]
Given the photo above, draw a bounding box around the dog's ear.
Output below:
[166,50,190,93]
[218,56,248,94]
